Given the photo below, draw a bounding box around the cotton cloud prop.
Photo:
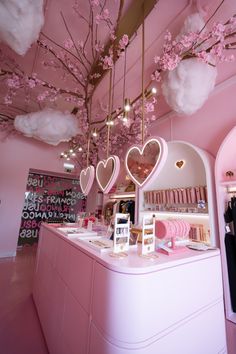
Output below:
[162,13,217,115]
[0,0,44,55]
[14,109,80,146]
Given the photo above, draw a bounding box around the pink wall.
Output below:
[150,78,236,157]
[0,134,72,257]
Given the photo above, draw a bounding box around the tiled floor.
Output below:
[0,245,48,354]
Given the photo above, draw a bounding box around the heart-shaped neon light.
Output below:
[175,160,185,169]
[96,155,120,194]
[80,165,95,196]
[125,137,168,188]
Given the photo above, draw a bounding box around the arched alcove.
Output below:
[138,140,217,246]
[215,126,236,324]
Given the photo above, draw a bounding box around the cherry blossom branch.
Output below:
[198,0,225,36]
[60,11,92,70]
[1,68,84,99]
[37,40,86,88]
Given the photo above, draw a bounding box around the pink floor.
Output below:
[0,245,48,354]
[0,245,236,354]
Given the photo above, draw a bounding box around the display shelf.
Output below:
[220,180,236,187]
[140,210,209,218]
[108,192,135,199]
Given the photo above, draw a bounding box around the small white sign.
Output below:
[141,215,155,255]
[87,220,93,231]
[113,213,130,254]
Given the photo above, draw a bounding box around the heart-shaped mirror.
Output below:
[96,155,120,194]
[125,137,168,188]
[80,165,95,196]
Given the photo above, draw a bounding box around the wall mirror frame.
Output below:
[125,137,168,188]
[96,155,120,194]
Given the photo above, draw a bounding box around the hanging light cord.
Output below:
[141,4,145,145]
[86,99,92,167]
[122,49,127,104]
[107,68,113,158]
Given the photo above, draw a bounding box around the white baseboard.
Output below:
[0,251,16,258]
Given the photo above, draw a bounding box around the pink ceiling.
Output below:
[0,0,235,122]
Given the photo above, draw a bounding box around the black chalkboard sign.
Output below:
[18,172,86,245]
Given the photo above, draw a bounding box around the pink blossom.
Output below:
[102,9,110,20]
[179,32,197,49]
[164,30,172,42]
[160,52,181,71]
[119,34,129,50]
[4,95,12,105]
[110,32,116,41]
[91,0,100,6]
[145,102,154,113]
[211,22,226,42]
[37,92,49,102]
[210,43,224,58]
[6,75,20,89]
[151,70,161,82]
[196,50,212,64]
[64,39,74,50]
[102,55,113,69]
[95,14,101,24]
[27,79,36,88]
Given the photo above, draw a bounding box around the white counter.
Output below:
[33,223,227,354]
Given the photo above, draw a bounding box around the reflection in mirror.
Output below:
[97,158,114,190]
[126,140,160,186]
[80,165,95,195]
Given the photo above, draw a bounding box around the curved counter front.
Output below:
[33,223,227,354]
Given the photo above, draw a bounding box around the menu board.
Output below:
[18,172,86,245]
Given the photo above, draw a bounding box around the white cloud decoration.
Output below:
[161,13,217,115]
[0,0,44,55]
[14,109,81,146]
[162,58,217,115]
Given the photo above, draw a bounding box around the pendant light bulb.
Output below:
[106,117,114,126]
[69,149,73,153]
[124,98,131,112]
[122,111,128,123]
[78,147,83,152]
[92,129,98,137]
[71,152,76,157]
[60,152,64,158]
[151,87,157,95]
[145,87,158,99]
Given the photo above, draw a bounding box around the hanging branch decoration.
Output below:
[0,0,235,163]
[152,1,236,114]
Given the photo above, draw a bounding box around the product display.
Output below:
[144,185,208,213]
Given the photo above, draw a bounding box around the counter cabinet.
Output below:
[33,224,227,354]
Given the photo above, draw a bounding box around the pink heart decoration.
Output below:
[96,155,120,194]
[125,137,168,188]
[80,165,95,196]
